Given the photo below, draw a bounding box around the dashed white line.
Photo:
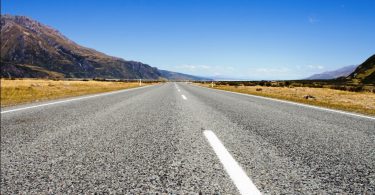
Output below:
[175,83,180,91]
[181,95,187,100]
[204,130,261,195]
[1,85,154,114]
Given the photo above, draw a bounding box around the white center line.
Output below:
[203,130,261,195]
[175,83,180,91]
[181,95,187,100]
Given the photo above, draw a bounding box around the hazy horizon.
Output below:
[2,0,374,80]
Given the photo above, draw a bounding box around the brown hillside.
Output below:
[1,15,161,79]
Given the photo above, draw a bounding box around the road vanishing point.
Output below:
[1,82,374,194]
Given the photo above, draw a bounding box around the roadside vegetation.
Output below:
[0,79,157,107]
[196,81,375,116]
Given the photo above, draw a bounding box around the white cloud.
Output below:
[254,67,290,73]
[308,16,319,24]
[307,65,324,70]
[176,65,196,70]
[175,65,212,70]
[200,65,211,69]
[225,66,235,71]
[234,67,303,80]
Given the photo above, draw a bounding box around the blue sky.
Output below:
[2,0,374,80]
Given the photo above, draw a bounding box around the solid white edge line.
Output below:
[181,95,187,100]
[193,85,375,120]
[203,130,261,195]
[1,85,155,114]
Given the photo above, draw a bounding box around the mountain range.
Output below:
[304,55,375,84]
[1,15,374,83]
[305,65,358,80]
[0,15,209,81]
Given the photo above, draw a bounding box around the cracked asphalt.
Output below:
[1,82,374,194]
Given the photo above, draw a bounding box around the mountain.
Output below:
[346,54,375,84]
[0,15,208,80]
[305,65,357,80]
[159,70,211,81]
[0,15,162,79]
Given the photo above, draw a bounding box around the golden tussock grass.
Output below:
[1,79,147,107]
[198,84,375,116]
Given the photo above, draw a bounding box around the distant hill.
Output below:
[305,65,357,80]
[0,15,209,81]
[346,54,375,84]
[159,70,211,81]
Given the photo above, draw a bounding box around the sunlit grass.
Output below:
[1,79,146,107]
[198,84,375,116]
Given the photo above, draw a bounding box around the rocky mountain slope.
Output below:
[346,54,375,84]
[1,15,208,80]
[305,65,357,80]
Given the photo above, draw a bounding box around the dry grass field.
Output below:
[198,83,375,116]
[1,79,147,107]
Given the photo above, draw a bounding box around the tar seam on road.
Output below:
[203,130,261,195]
[193,85,375,120]
[1,85,154,114]
[181,95,187,100]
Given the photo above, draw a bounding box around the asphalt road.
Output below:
[1,82,374,194]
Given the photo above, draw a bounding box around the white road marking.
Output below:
[1,85,154,114]
[178,89,181,92]
[175,83,180,91]
[193,85,375,120]
[204,130,261,195]
[181,95,187,100]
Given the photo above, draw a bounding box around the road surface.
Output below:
[1,82,374,194]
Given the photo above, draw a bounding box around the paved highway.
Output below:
[1,82,374,194]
